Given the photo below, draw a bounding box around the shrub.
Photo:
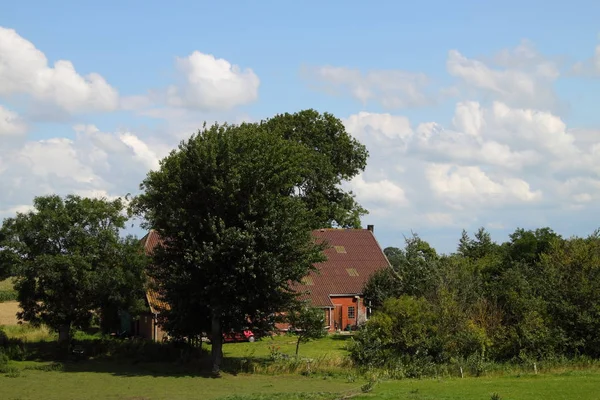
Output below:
[0,290,17,302]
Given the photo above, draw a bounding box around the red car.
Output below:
[223,329,256,343]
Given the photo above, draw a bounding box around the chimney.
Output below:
[367,224,374,233]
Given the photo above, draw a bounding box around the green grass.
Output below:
[1,363,600,400]
[0,278,17,303]
[351,370,600,399]
[0,278,15,291]
[1,324,56,342]
[0,361,363,400]
[220,334,352,360]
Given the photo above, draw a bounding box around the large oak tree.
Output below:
[133,110,368,373]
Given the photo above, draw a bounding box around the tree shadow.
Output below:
[10,340,280,378]
[329,334,353,341]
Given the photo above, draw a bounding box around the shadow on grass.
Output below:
[329,334,353,341]
[10,340,287,378]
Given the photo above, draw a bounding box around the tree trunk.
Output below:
[211,311,223,376]
[295,336,301,357]
[58,323,71,344]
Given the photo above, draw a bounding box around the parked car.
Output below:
[223,329,256,343]
[207,329,256,343]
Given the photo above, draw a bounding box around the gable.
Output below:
[292,228,391,307]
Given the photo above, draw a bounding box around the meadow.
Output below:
[3,282,600,400]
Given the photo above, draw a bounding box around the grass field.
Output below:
[3,298,600,399]
[0,301,20,325]
[1,363,600,400]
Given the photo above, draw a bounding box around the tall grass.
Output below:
[0,278,18,303]
[1,324,56,342]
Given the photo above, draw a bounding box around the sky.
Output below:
[2,0,600,254]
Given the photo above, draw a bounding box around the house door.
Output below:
[334,305,343,331]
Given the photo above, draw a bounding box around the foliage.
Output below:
[286,306,327,356]
[354,226,600,372]
[0,195,148,342]
[132,111,367,372]
[0,290,17,303]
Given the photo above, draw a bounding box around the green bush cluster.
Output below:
[355,227,600,376]
[0,290,17,302]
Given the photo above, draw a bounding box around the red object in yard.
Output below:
[222,329,256,343]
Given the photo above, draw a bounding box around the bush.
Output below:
[0,290,17,302]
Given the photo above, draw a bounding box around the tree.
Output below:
[260,109,368,229]
[363,268,402,310]
[0,195,147,343]
[286,305,327,356]
[132,113,366,374]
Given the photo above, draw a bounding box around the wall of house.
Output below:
[136,312,168,342]
[329,296,367,332]
[137,312,154,340]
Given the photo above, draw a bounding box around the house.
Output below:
[135,230,169,342]
[136,225,390,340]
[285,225,391,332]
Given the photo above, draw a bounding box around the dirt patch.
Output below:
[0,301,21,325]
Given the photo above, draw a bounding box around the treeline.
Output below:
[353,227,600,373]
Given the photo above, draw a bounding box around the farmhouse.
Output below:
[136,225,390,340]
[286,225,391,332]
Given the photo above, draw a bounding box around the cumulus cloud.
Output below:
[303,65,432,109]
[0,27,119,115]
[572,43,600,77]
[0,105,27,136]
[342,100,600,237]
[167,51,260,110]
[0,125,170,221]
[446,41,560,110]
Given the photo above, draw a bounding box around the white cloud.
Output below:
[167,51,259,110]
[446,41,560,110]
[572,43,600,77]
[425,163,542,208]
[0,125,172,221]
[0,105,27,135]
[343,99,600,237]
[347,173,409,207]
[303,65,432,109]
[0,27,118,115]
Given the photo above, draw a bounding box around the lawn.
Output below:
[353,370,600,400]
[1,363,600,400]
[220,334,352,360]
[0,362,362,400]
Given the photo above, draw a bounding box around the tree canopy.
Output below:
[355,226,600,374]
[0,195,148,343]
[132,110,368,373]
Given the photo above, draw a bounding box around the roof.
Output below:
[140,227,391,311]
[291,228,391,307]
[140,229,163,256]
[140,230,169,314]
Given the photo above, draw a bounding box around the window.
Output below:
[301,276,314,285]
[346,268,359,277]
[347,306,355,319]
[334,246,347,254]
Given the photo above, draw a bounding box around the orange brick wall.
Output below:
[329,296,366,332]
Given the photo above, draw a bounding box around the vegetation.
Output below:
[0,278,17,303]
[284,306,327,356]
[132,110,368,373]
[354,227,600,376]
[0,195,148,342]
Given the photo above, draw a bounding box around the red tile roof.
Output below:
[140,227,390,311]
[292,228,391,307]
[140,230,169,314]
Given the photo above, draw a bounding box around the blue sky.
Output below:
[2,0,600,253]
